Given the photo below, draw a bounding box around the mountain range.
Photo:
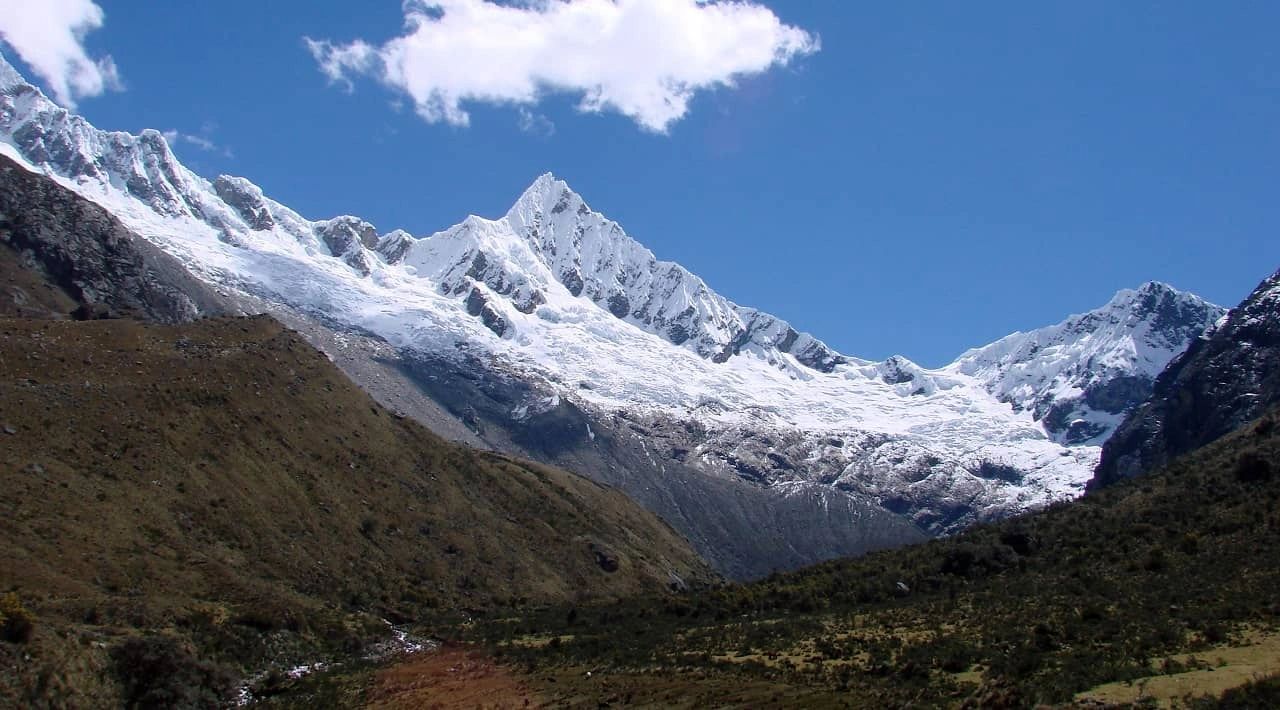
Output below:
[0,52,1226,578]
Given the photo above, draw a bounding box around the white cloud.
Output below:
[162,126,233,158]
[306,0,818,133]
[0,0,121,108]
[517,106,555,138]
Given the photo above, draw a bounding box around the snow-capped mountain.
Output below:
[1094,267,1280,487]
[0,53,1220,575]
[949,283,1225,445]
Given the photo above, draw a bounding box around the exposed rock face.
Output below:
[878,356,922,386]
[315,217,380,276]
[1093,268,1280,487]
[214,175,275,231]
[0,155,230,322]
[376,230,415,264]
[464,287,509,337]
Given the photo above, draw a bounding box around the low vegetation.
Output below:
[0,593,34,644]
[111,636,236,710]
[455,411,1280,707]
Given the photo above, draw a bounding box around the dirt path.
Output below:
[364,647,543,709]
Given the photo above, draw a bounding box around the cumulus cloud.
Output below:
[0,0,121,108]
[306,0,818,133]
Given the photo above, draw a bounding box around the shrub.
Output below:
[1201,672,1280,708]
[1254,418,1276,438]
[940,546,977,576]
[1179,533,1200,555]
[1000,530,1036,556]
[1143,547,1168,572]
[112,636,236,709]
[1235,452,1273,483]
[1200,623,1229,645]
[0,592,35,643]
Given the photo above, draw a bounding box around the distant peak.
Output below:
[1135,280,1180,297]
[531,171,558,188]
[506,171,587,222]
[1103,280,1209,312]
[519,171,566,199]
[0,52,26,92]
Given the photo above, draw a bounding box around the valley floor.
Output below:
[253,623,1280,708]
[267,407,1280,709]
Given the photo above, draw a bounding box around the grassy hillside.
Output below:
[456,410,1280,707]
[0,315,714,707]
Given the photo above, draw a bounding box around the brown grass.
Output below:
[365,646,543,709]
[1077,627,1280,707]
[0,315,714,705]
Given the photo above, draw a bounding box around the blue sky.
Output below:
[5,1,1280,366]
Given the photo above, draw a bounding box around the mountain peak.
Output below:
[506,171,583,222]
[1112,280,1186,305]
[1137,280,1175,294]
[530,171,558,189]
[517,171,563,201]
[1106,280,1214,314]
[951,283,1225,445]
[1094,265,1280,487]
